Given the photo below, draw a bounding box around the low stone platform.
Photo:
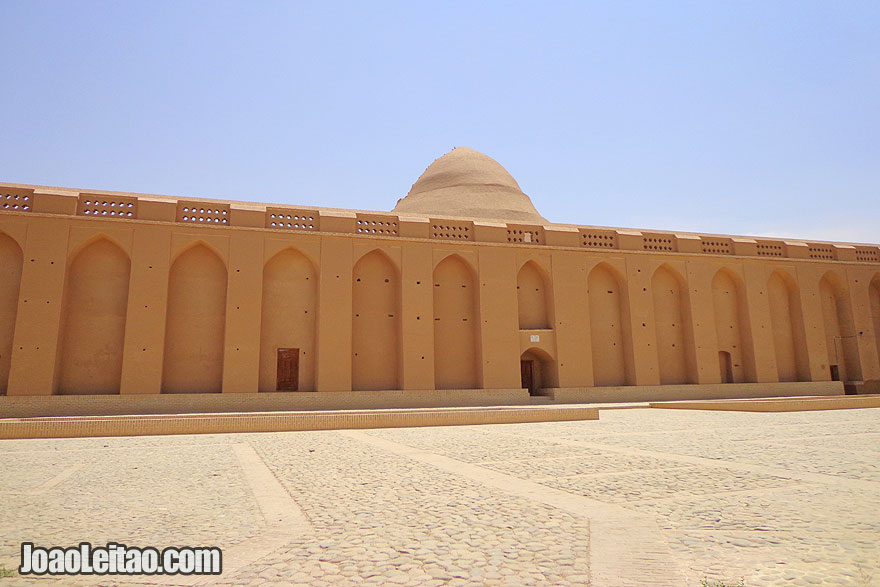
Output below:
[650,394,880,412]
[0,389,532,418]
[0,405,599,439]
[547,380,844,404]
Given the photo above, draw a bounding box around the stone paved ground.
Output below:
[0,407,878,586]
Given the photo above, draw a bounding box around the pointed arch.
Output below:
[162,244,227,393]
[520,347,558,393]
[259,248,317,392]
[711,268,754,383]
[517,260,551,329]
[588,262,632,386]
[651,264,695,384]
[767,270,809,382]
[819,271,862,382]
[433,254,480,389]
[352,249,400,390]
[870,275,880,368]
[0,232,23,394]
[56,238,131,394]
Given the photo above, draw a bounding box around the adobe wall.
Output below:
[1,183,879,401]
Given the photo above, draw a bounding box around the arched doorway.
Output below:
[519,348,558,396]
[819,272,861,383]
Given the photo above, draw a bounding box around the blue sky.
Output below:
[2,1,878,243]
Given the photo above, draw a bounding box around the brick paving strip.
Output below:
[341,429,687,587]
[130,444,312,587]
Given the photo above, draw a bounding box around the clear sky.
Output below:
[2,1,878,243]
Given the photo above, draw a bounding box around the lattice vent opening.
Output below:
[580,230,618,249]
[177,202,230,225]
[78,195,137,218]
[642,235,676,252]
[430,220,473,240]
[356,215,399,236]
[701,239,732,255]
[808,245,835,260]
[756,242,784,257]
[1,191,33,212]
[267,209,319,231]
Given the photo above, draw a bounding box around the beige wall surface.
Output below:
[1,183,879,400]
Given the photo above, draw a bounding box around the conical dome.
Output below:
[392,147,546,223]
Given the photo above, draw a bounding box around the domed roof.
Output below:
[392,147,546,223]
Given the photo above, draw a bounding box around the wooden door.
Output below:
[277,348,299,391]
[521,360,534,394]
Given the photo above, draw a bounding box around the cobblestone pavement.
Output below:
[0,407,878,586]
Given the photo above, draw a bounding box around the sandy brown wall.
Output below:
[0,233,22,394]
[2,204,880,397]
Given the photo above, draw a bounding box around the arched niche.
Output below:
[352,250,400,391]
[0,232,23,394]
[587,262,632,386]
[162,244,227,393]
[651,264,695,384]
[433,254,481,389]
[259,248,317,392]
[517,260,551,330]
[870,275,880,367]
[57,238,131,395]
[819,272,861,382]
[767,270,809,382]
[711,268,754,383]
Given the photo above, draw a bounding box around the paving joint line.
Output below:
[341,429,687,587]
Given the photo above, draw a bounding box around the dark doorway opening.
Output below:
[277,348,300,391]
[830,364,840,382]
[521,360,535,395]
[719,351,733,383]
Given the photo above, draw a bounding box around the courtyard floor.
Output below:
[0,407,878,586]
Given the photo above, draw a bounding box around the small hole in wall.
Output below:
[236,306,240,310]
[50,261,54,265]
[142,348,147,351]
[416,281,421,285]
[236,269,240,273]
[236,347,240,351]
[421,356,425,360]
